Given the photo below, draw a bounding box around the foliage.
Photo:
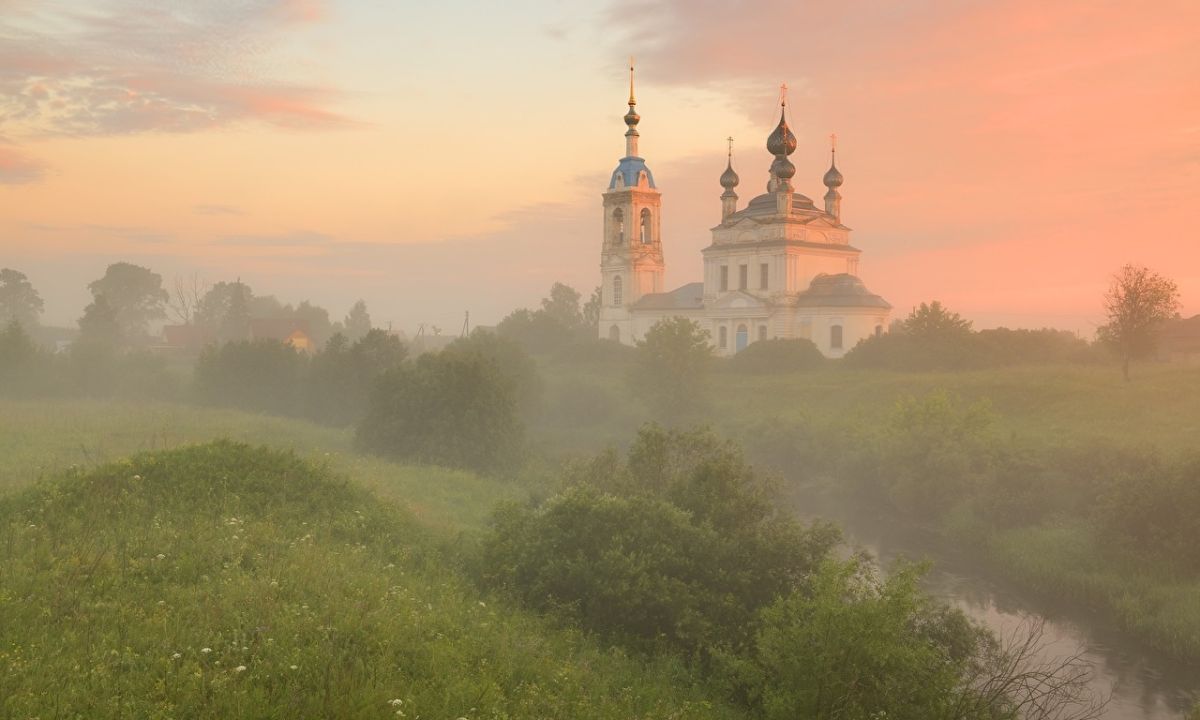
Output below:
[305,328,407,426]
[540,281,585,331]
[904,300,974,337]
[0,442,742,719]
[194,339,307,415]
[77,293,124,350]
[726,338,825,373]
[86,262,168,346]
[0,268,44,330]
[975,327,1097,365]
[497,282,591,354]
[356,350,523,474]
[582,285,602,331]
[0,320,46,395]
[631,317,713,420]
[1096,264,1181,379]
[443,328,542,416]
[724,559,984,720]
[480,425,839,654]
[342,299,372,341]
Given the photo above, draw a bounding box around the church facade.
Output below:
[599,72,891,358]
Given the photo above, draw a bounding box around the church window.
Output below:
[760,263,769,290]
[612,275,623,306]
[830,324,843,350]
[612,208,624,245]
[735,324,748,353]
[640,208,652,244]
[874,324,883,337]
[720,266,729,291]
[718,326,728,349]
[738,264,748,290]
[758,325,767,342]
[609,325,620,342]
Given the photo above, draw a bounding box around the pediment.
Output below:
[711,291,768,310]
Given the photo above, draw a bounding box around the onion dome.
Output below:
[823,163,843,188]
[720,161,740,189]
[624,105,640,128]
[766,108,797,157]
[771,154,796,180]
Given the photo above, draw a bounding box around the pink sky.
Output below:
[1,0,1197,334]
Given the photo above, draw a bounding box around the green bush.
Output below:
[194,339,307,414]
[356,350,523,474]
[304,329,407,426]
[726,338,826,373]
[479,425,839,654]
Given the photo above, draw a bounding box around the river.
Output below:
[797,499,1199,720]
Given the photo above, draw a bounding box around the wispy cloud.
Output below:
[214,230,335,248]
[0,144,48,184]
[0,0,352,138]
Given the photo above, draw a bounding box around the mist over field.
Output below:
[3,1,1200,719]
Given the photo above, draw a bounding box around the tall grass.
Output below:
[0,442,741,719]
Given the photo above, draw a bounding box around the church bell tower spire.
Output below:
[624,58,640,158]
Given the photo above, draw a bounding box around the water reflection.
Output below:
[810,502,1198,720]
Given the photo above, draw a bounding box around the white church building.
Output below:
[599,71,891,358]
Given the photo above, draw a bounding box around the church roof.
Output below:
[631,282,704,310]
[721,192,847,229]
[609,156,656,190]
[792,273,892,309]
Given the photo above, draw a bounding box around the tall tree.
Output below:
[902,301,973,338]
[540,282,583,331]
[77,294,123,350]
[582,285,602,332]
[343,300,372,342]
[1097,264,1181,380]
[631,317,712,420]
[87,262,168,345]
[292,300,333,346]
[0,268,44,330]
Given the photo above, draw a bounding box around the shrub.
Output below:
[356,350,523,474]
[631,317,712,421]
[305,329,407,426]
[726,338,825,373]
[194,339,306,414]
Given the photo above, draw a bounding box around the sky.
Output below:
[1,0,1197,335]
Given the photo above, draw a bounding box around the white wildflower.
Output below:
[389,699,403,707]
[201,647,212,654]
[235,665,247,673]
[155,554,166,560]
[290,665,299,670]
[172,652,181,660]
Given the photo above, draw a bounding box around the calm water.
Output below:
[801,500,1199,720]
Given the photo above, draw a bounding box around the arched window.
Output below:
[718,326,728,349]
[612,208,624,245]
[735,324,748,353]
[874,324,883,337]
[831,325,844,350]
[609,325,620,342]
[612,275,623,306]
[640,208,652,244]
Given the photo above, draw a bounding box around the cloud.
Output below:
[0,144,48,184]
[214,230,335,248]
[0,0,352,137]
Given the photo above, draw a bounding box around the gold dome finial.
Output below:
[628,56,636,106]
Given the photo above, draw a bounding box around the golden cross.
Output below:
[830,133,837,151]
[727,136,734,159]
[779,82,788,106]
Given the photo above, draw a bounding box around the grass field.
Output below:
[0,399,518,535]
[0,441,738,718]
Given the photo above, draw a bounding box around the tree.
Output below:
[0,319,43,394]
[343,300,372,342]
[87,262,168,345]
[166,273,209,325]
[582,286,602,332]
[292,300,333,347]
[305,328,407,426]
[902,300,973,337]
[630,317,712,420]
[77,294,123,350]
[0,268,44,330]
[540,282,583,331]
[194,339,306,415]
[1097,264,1181,380]
[443,329,541,415]
[728,338,825,373]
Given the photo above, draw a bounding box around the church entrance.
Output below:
[735,324,748,353]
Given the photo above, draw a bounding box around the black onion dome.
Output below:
[823,161,843,188]
[720,161,739,189]
[766,109,797,156]
[771,154,796,180]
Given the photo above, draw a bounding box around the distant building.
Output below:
[161,324,214,353]
[249,318,315,353]
[599,68,891,357]
[1157,315,1200,365]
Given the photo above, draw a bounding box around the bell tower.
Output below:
[600,60,664,344]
